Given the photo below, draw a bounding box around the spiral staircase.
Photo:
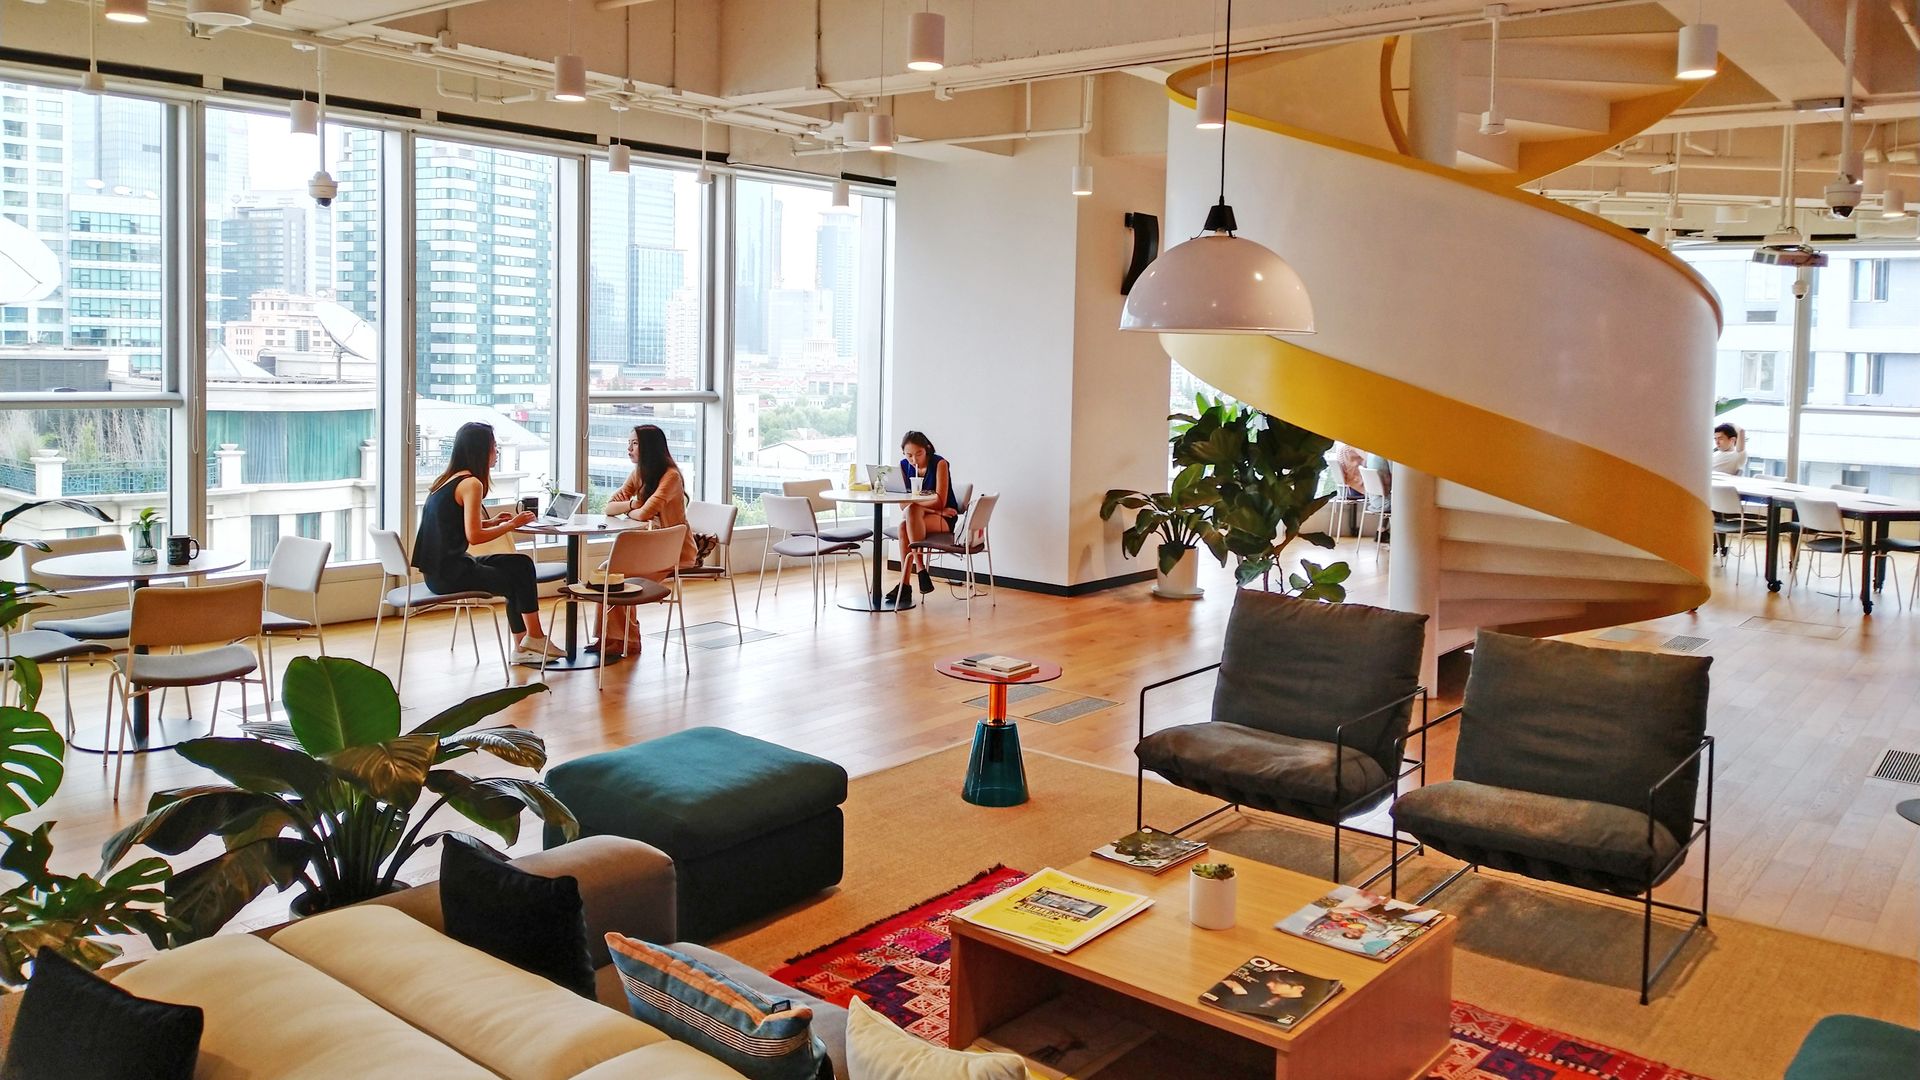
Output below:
[1158,31,1722,650]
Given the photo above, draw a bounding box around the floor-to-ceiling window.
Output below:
[0,83,172,544]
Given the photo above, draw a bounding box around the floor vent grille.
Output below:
[1661,635,1711,653]
[1872,750,1920,786]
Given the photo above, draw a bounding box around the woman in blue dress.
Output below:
[892,430,961,606]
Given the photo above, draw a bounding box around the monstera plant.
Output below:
[103,657,576,943]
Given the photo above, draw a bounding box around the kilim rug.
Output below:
[766,867,1710,1080]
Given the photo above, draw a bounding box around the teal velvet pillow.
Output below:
[606,934,830,1080]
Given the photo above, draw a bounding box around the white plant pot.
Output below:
[1152,546,1204,600]
[1189,871,1237,930]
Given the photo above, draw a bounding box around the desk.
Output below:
[34,549,246,750]
[516,515,647,669]
[821,488,939,612]
[1715,476,1920,614]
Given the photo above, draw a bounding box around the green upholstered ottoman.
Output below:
[1783,1015,1920,1080]
[543,727,848,942]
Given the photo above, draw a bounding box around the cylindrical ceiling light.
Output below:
[868,112,896,152]
[906,9,945,72]
[1481,4,1507,135]
[185,0,252,27]
[1194,84,1225,130]
[554,54,587,102]
[1884,186,1911,219]
[609,143,631,174]
[104,0,149,24]
[1071,164,1094,197]
[289,98,319,136]
[843,110,870,147]
[832,179,851,208]
[1676,22,1719,80]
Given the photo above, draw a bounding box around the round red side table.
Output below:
[935,657,1062,807]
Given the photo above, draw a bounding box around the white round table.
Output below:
[34,548,247,750]
[516,515,648,670]
[822,488,940,613]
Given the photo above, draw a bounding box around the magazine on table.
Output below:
[1273,884,1445,961]
[1090,827,1209,874]
[974,996,1154,1079]
[952,867,1152,953]
[1199,956,1343,1029]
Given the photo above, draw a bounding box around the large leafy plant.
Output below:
[0,499,179,984]
[103,656,575,943]
[1101,464,1228,575]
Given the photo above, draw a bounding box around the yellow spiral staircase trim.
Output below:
[1162,42,1715,632]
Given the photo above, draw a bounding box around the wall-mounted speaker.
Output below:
[1122,212,1159,294]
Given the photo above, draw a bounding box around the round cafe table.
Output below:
[34,548,246,752]
[516,514,648,671]
[936,656,1063,807]
[822,488,939,612]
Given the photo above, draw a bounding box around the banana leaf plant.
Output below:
[102,656,576,943]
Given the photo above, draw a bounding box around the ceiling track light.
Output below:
[103,0,148,24]
[1480,4,1507,136]
[906,7,945,72]
[185,0,251,27]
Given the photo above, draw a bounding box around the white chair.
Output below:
[367,529,510,688]
[756,495,859,624]
[1324,484,1367,541]
[782,479,873,545]
[908,492,999,619]
[542,525,691,687]
[259,536,330,711]
[1710,484,1764,581]
[25,534,133,643]
[0,628,111,739]
[1790,497,1890,608]
[108,579,266,801]
[1358,467,1391,561]
[681,501,743,645]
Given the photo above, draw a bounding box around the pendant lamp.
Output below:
[1120,0,1314,335]
[185,0,251,26]
[843,110,870,147]
[906,7,945,72]
[832,179,851,209]
[1884,186,1911,219]
[553,1,586,102]
[104,0,149,24]
[1676,0,1718,81]
[869,113,895,152]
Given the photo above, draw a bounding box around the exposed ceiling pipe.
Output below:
[435,71,540,106]
[1608,151,1919,173]
[793,75,1094,156]
[1836,0,1861,183]
[327,0,492,35]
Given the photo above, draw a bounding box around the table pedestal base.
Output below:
[1898,800,1920,828]
[68,713,217,755]
[963,720,1027,807]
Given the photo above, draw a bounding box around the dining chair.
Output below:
[1790,497,1886,608]
[541,525,690,687]
[367,528,510,689]
[781,479,873,545]
[259,536,330,711]
[1709,484,1764,582]
[756,495,859,624]
[108,579,266,801]
[908,492,999,619]
[1358,467,1391,561]
[23,534,134,643]
[681,501,743,644]
[0,628,111,739]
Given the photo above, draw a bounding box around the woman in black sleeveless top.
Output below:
[413,422,556,663]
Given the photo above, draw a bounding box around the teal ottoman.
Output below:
[544,727,848,942]
[1784,1015,1920,1080]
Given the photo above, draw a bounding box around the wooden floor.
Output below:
[23,536,1920,962]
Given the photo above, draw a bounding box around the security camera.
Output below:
[308,170,337,207]
[1792,278,1811,300]
[1824,177,1862,218]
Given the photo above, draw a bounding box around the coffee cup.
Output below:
[165,535,201,566]
[520,496,540,515]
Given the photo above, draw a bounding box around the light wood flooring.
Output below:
[22,537,1920,963]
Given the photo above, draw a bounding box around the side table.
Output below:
[935,656,1063,807]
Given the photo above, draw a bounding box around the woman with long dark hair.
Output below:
[598,423,698,656]
[892,430,961,606]
[412,421,556,663]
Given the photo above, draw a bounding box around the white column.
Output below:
[30,451,64,499]
[216,444,246,489]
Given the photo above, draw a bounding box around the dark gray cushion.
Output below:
[1136,722,1389,820]
[1212,591,1428,777]
[1393,780,1682,893]
[1458,632,1710,844]
[36,610,132,641]
[117,645,257,687]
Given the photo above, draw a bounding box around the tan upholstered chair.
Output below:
[543,525,689,687]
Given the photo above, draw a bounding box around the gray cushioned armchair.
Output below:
[1134,590,1430,884]
[1392,631,1714,1004]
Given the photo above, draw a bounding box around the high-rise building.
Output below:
[217,201,316,325]
[733,182,781,357]
[628,246,685,380]
[589,165,682,373]
[815,213,857,360]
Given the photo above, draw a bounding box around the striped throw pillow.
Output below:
[606,934,830,1080]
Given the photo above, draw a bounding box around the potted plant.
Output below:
[1101,465,1228,600]
[1189,861,1237,930]
[129,506,161,564]
[102,656,576,943]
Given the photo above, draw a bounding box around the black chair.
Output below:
[1392,631,1713,1004]
[1135,590,1430,886]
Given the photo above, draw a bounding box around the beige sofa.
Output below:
[3,836,848,1080]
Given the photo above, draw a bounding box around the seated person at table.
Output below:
[413,421,556,664]
[1712,423,1747,476]
[892,430,962,606]
[596,424,698,658]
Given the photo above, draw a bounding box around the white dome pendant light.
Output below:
[906,5,945,72]
[1120,0,1314,336]
[1480,5,1506,135]
[1676,1,1719,80]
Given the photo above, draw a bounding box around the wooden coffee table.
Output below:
[949,855,1454,1080]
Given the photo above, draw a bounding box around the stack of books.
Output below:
[1090,827,1209,874]
[1199,956,1342,1030]
[954,653,1038,677]
[1273,884,1447,962]
[952,867,1152,954]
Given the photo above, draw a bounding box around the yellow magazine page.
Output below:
[956,868,1151,951]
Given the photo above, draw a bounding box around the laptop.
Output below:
[540,491,584,522]
[866,464,917,493]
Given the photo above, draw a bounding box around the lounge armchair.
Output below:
[1392,630,1713,1004]
[1134,590,1430,885]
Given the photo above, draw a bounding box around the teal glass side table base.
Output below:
[935,656,1063,809]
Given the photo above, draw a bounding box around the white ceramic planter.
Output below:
[1152,546,1204,600]
[1189,870,1237,930]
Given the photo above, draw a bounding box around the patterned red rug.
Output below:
[767,866,1709,1080]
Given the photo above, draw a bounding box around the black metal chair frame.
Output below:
[1135,663,1431,890]
[1400,706,1715,1005]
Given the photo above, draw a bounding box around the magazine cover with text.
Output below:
[952,867,1152,952]
[1273,884,1445,961]
[1091,827,1209,873]
[1199,956,1343,1029]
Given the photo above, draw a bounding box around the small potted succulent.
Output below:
[1189,861,1237,930]
[129,506,161,565]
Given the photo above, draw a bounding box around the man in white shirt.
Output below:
[1712,423,1746,476]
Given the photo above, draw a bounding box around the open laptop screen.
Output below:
[545,491,583,520]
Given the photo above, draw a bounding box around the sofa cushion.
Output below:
[440,835,596,999]
[1393,780,1682,891]
[671,942,848,1080]
[545,728,848,857]
[845,998,1025,1080]
[111,933,493,1080]
[1136,721,1389,815]
[272,906,664,1080]
[573,1041,754,1079]
[606,934,830,1080]
[4,948,201,1080]
[1784,1015,1920,1080]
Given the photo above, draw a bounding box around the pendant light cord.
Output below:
[1218,0,1231,207]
